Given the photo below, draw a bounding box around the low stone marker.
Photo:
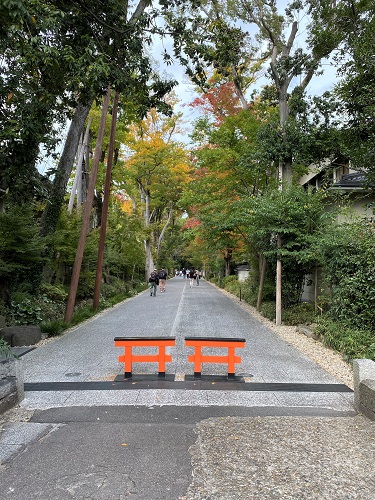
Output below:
[352,358,375,421]
[0,358,24,414]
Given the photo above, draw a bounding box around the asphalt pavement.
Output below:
[1,278,374,499]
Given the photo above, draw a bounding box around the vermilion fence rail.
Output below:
[185,337,246,379]
[114,337,175,379]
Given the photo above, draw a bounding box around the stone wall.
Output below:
[353,359,375,421]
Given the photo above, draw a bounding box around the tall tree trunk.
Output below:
[82,132,91,203]
[276,235,282,326]
[157,203,174,256]
[143,184,154,280]
[232,68,248,110]
[65,90,110,323]
[93,92,119,309]
[257,256,267,311]
[0,187,8,213]
[40,100,92,237]
[314,265,319,311]
[145,238,154,281]
[68,133,83,213]
[224,248,232,277]
[68,117,92,213]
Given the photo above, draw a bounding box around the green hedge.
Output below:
[315,318,375,361]
[203,276,375,361]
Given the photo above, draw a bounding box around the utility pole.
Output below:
[93,91,119,309]
[64,87,111,323]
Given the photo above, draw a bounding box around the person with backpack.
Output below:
[158,267,168,293]
[148,269,159,296]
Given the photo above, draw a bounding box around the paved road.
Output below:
[1,278,374,499]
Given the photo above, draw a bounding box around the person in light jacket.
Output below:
[158,268,167,293]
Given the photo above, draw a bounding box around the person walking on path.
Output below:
[148,269,159,296]
[189,269,195,288]
[158,267,167,293]
[195,269,200,286]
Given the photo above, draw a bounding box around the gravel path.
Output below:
[183,414,375,499]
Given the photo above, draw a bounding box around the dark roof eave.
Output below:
[329,186,371,191]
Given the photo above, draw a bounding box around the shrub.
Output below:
[40,302,104,337]
[240,285,257,306]
[319,220,375,331]
[70,304,96,325]
[100,277,129,299]
[222,275,238,286]
[0,205,46,297]
[222,276,241,296]
[282,303,319,326]
[315,317,375,361]
[76,270,96,300]
[10,297,43,325]
[329,269,375,331]
[260,301,276,322]
[8,294,66,326]
[0,337,16,358]
[261,282,276,302]
[248,282,276,307]
[39,283,68,302]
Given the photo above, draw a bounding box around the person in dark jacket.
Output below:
[148,269,159,296]
[189,269,195,288]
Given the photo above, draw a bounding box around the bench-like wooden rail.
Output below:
[114,337,175,379]
[185,337,246,380]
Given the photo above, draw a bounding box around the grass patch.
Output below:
[40,319,69,337]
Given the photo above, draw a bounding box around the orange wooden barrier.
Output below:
[114,337,175,379]
[185,337,246,379]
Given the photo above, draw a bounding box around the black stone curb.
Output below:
[24,380,353,393]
